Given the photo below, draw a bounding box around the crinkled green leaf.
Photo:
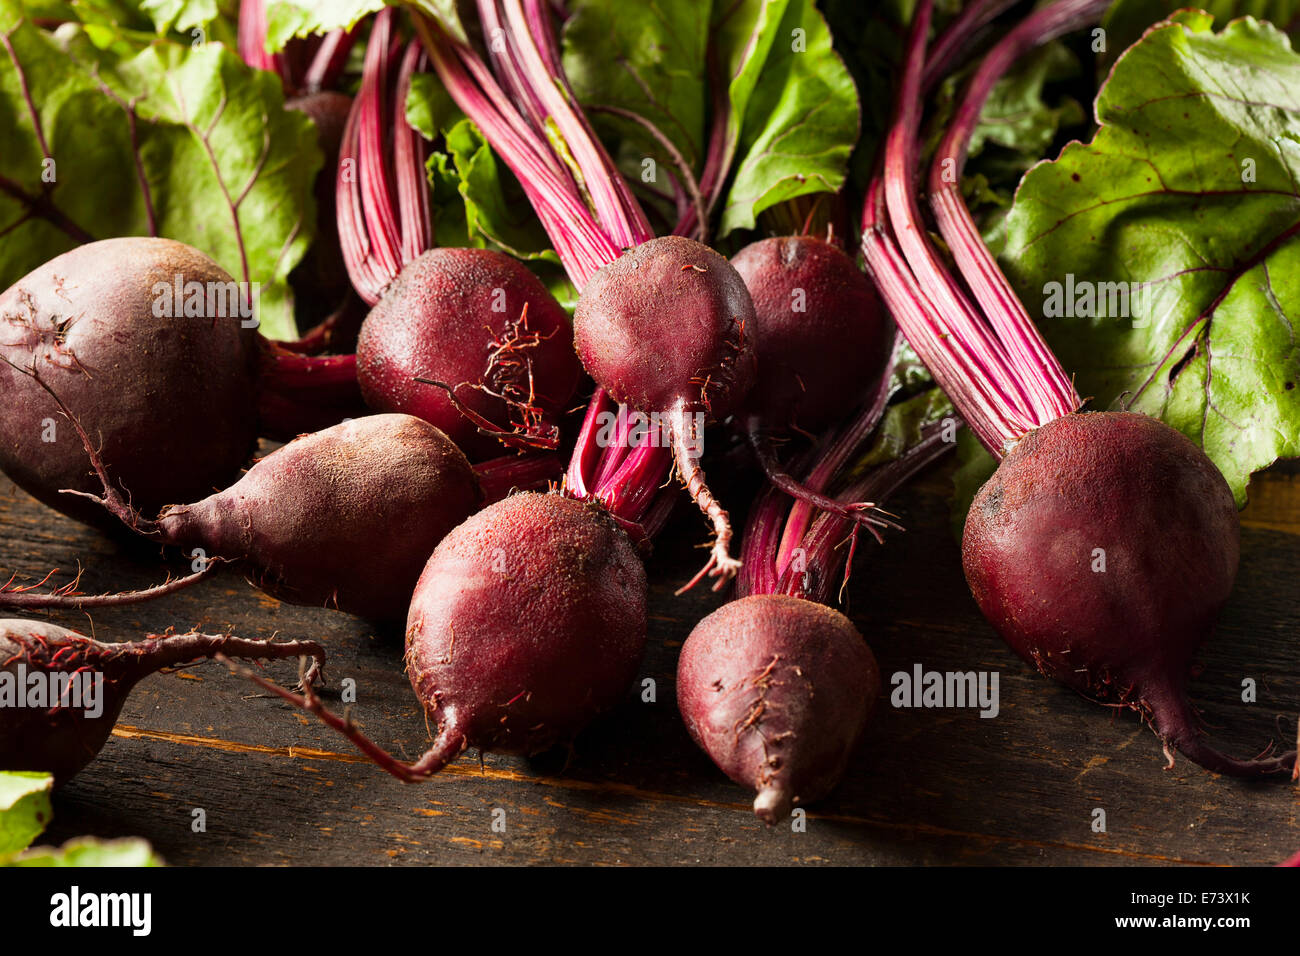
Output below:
[442,118,561,263]
[716,0,858,235]
[0,771,53,858]
[139,0,223,33]
[10,836,164,866]
[561,0,710,189]
[1100,0,1300,71]
[264,0,382,52]
[999,13,1300,504]
[405,68,463,139]
[0,15,320,337]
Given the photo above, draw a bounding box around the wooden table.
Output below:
[4,455,1298,866]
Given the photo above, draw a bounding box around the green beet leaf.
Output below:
[0,13,320,338]
[999,12,1300,505]
[0,771,53,858]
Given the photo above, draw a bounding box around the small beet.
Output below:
[677,594,880,823]
[574,236,758,583]
[149,414,483,620]
[0,619,325,785]
[731,235,889,432]
[963,411,1295,777]
[356,248,582,459]
[234,492,648,779]
[575,235,755,420]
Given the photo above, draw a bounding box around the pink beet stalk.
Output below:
[237,0,358,95]
[414,2,744,580]
[861,0,1106,457]
[866,0,1296,781]
[338,8,434,305]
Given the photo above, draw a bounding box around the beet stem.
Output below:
[746,420,890,539]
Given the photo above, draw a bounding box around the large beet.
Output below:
[964,411,1292,776]
[0,238,260,526]
[677,595,880,823]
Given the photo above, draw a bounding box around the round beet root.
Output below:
[0,238,260,527]
[677,595,880,823]
[224,492,649,780]
[574,235,756,419]
[731,236,889,431]
[402,492,647,767]
[356,248,582,460]
[0,619,324,785]
[154,414,482,620]
[963,412,1291,777]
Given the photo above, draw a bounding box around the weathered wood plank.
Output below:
[5,464,1299,866]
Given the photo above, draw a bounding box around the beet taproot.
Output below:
[963,411,1294,777]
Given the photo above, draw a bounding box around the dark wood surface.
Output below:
[3,454,1298,867]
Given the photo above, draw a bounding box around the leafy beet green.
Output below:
[0,8,320,338]
[998,12,1300,504]
[1099,0,1300,71]
[562,0,858,238]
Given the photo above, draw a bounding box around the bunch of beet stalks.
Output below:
[1,0,1295,830]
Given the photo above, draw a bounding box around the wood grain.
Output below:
[3,458,1298,867]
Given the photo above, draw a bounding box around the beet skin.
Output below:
[574,235,757,418]
[0,238,260,527]
[356,247,581,459]
[963,411,1292,776]
[402,492,647,769]
[157,414,482,620]
[730,235,888,430]
[677,594,880,823]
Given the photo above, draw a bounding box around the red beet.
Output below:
[677,595,880,823]
[235,492,648,778]
[0,619,324,785]
[731,235,889,432]
[356,247,581,459]
[148,415,482,620]
[0,238,260,527]
[963,412,1294,777]
[574,235,757,581]
[575,236,755,420]
[31,411,482,621]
